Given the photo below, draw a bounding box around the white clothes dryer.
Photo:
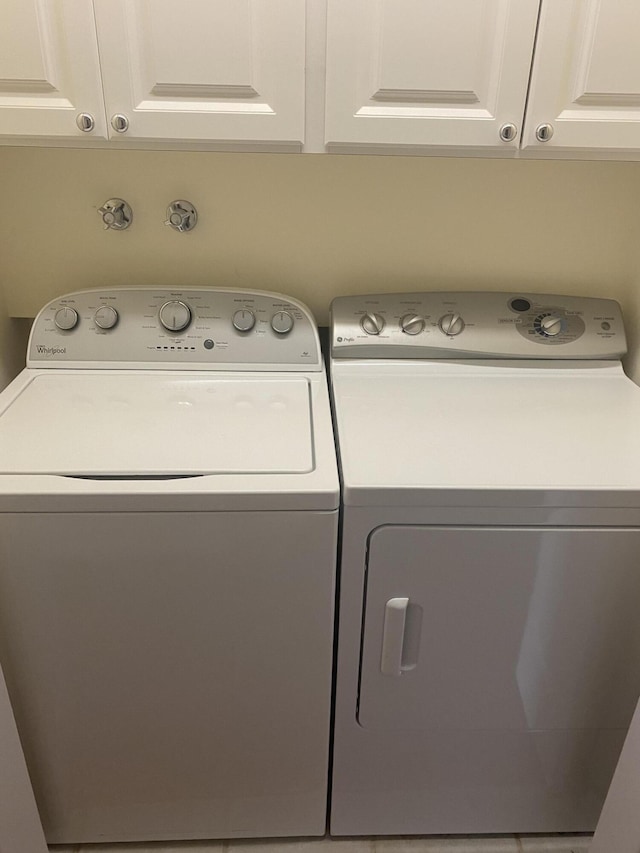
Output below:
[0,287,339,844]
[330,291,640,836]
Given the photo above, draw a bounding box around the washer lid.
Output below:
[0,374,314,476]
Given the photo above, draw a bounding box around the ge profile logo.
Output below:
[337,336,343,342]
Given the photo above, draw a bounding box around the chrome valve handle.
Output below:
[98,198,133,231]
[165,200,198,233]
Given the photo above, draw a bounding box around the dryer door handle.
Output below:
[381,597,409,676]
[380,597,422,677]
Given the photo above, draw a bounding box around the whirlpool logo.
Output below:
[36,345,66,356]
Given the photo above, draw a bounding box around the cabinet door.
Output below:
[0,0,107,140]
[93,0,306,147]
[325,0,540,151]
[523,0,640,152]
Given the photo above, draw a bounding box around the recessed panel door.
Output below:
[359,526,640,736]
[523,0,640,151]
[0,0,106,139]
[93,0,306,146]
[325,0,540,150]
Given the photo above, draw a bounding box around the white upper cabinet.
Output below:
[523,0,640,153]
[3,0,640,157]
[0,0,107,140]
[324,0,541,152]
[92,0,306,147]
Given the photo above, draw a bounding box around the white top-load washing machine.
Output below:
[330,291,640,836]
[0,287,339,845]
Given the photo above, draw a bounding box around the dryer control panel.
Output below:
[331,292,626,359]
[28,288,322,371]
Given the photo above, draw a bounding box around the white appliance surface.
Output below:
[0,288,338,845]
[332,360,640,503]
[329,291,640,838]
[0,373,313,475]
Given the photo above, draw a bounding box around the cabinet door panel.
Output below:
[0,0,106,140]
[524,0,640,151]
[93,0,305,146]
[325,0,540,151]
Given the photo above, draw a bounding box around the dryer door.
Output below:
[358,526,640,734]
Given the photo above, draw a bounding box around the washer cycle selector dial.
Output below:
[361,313,385,335]
[439,313,465,336]
[159,300,192,332]
[400,313,425,335]
[94,305,119,330]
[232,309,256,332]
[271,311,294,335]
[54,306,79,331]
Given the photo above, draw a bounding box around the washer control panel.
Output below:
[331,292,625,359]
[28,288,321,370]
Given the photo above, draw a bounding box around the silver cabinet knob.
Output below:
[271,311,294,335]
[94,306,119,330]
[400,313,425,335]
[111,114,129,133]
[76,113,95,133]
[54,307,79,331]
[438,313,465,336]
[159,300,192,332]
[232,309,256,332]
[360,313,385,335]
[165,200,198,233]
[499,122,518,142]
[535,123,554,142]
[98,198,132,231]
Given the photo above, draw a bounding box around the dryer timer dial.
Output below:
[539,314,565,337]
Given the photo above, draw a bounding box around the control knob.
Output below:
[439,313,465,336]
[54,306,79,331]
[271,311,294,335]
[94,305,119,330]
[361,312,385,335]
[539,314,565,337]
[232,309,256,332]
[159,300,192,332]
[400,313,425,335]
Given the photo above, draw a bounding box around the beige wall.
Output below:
[1,147,640,379]
[0,286,28,389]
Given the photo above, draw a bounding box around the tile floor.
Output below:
[49,834,592,853]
